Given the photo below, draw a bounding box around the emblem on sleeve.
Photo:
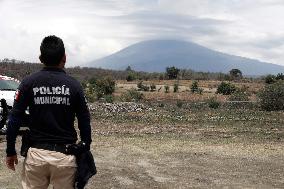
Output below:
[14,89,20,101]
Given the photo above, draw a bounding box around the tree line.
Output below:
[0,60,261,82]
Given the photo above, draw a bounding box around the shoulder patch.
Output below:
[14,89,20,101]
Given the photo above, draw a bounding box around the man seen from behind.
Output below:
[5,35,92,189]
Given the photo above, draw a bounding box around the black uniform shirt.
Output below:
[6,67,91,156]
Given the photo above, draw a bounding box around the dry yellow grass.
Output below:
[115,80,263,102]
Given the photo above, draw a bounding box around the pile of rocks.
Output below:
[89,102,154,113]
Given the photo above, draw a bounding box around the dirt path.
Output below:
[0,134,283,189]
[89,135,284,189]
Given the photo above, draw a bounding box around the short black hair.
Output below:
[40,35,65,66]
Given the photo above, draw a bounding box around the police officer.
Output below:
[6,35,92,188]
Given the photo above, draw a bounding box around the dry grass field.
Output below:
[115,79,263,102]
[0,79,283,188]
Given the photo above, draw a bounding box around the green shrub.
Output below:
[91,77,116,99]
[216,82,236,95]
[276,73,284,80]
[137,81,149,91]
[229,69,243,80]
[121,89,143,102]
[105,95,114,103]
[89,77,98,86]
[85,92,96,103]
[264,73,284,84]
[191,81,199,93]
[150,83,156,92]
[126,72,136,81]
[137,81,143,90]
[84,83,96,103]
[229,89,249,101]
[208,97,221,109]
[197,88,204,95]
[174,83,179,93]
[166,66,180,79]
[258,81,284,111]
[164,85,170,93]
[265,74,277,84]
[142,85,150,92]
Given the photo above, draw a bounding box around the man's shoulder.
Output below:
[21,69,82,89]
[64,74,82,87]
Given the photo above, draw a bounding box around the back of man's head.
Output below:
[40,35,65,66]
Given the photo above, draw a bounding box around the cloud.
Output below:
[0,0,284,67]
[114,11,228,42]
[154,0,284,64]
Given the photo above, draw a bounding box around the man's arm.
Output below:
[75,85,92,149]
[6,116,21,170]
[6,80,29,170]
[6,116,21,156]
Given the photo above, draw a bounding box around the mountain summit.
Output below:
[88,40,284,75]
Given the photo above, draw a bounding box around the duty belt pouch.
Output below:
[20,129,31,157]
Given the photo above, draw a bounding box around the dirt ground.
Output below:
[0,102,283,188]
[88,135,284,189]
[0,133,283,188]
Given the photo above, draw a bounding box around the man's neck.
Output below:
[44,65,64,69]
[43,62,65,69]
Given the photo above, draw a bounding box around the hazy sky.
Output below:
[0,0,284,67]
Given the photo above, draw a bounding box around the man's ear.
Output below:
[62,54,66,63]
[59,54,66,68]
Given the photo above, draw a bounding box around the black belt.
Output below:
[31,143,69,154]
